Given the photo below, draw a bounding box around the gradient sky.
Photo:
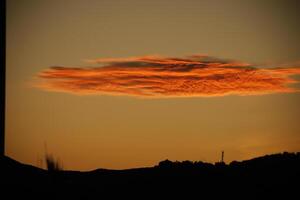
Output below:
[6,0,300,170]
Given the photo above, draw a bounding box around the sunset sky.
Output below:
[6,0,300,170]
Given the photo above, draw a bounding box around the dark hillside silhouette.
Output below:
[1,152,299,199]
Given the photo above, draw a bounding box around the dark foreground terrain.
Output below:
[1,152,299,199]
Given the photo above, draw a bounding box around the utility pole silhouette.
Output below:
[221,151,224,163]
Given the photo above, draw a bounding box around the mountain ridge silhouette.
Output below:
[1,152,299,199]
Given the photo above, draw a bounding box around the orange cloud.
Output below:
[34,55,300,98]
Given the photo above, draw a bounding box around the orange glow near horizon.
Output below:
[35,55,300,98]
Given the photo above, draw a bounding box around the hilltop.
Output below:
[1,152,299,199]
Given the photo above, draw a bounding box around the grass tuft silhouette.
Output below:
[45,153,63,171]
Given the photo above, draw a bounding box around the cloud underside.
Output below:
[35,55,300,98]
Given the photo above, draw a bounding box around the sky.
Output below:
[6,0,300,170]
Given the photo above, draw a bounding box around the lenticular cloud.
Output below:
[34,55,300,98]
